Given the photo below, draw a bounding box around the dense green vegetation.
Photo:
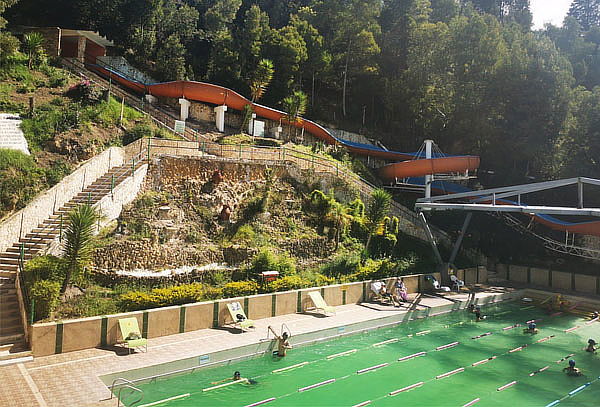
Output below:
[6,0,600,185]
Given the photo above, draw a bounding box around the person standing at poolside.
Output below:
[268,326,292,357]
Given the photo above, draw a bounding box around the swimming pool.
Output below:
[113,300,600,407]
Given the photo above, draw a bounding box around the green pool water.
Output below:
[120,301,600,407]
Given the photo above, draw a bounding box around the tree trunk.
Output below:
[311,72,315,107]
[60,266,73,294]
[342,41,351,117]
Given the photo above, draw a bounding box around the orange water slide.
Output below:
[378,156,481,180]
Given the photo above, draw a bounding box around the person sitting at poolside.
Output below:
[392,277,409,306]
[524,322,538,334]
[371,280,392,304]
[563,359,583,376]
[268,326,292,357]
[586,339,597,353]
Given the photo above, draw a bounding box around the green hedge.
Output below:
[30,280,61,320]
[222,281,259,297]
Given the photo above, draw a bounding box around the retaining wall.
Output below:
[0,147,125,253]
[29,269,487,356]
[492,263,600,296]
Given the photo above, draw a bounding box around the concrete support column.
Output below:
[178,98,191,121]
[273,126,283,139]
[145,94,158,105]
[424,139,433,199]
[248,113,257,135]
[214,105,227,132]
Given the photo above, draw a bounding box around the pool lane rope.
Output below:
[137,394,190,407]
[357,363,389,374]
[502,324,521,331]
[585,316,599,325]
[398,351,427,362]
[202,378,249,392]
[529,365,550,376]
[564,325,582,333]
[351,401,372,407]
[543,375,600,407]
[508,345,527,353]
[471,356,496,367]
[298,378,335,392]
[272,361,308,373]
[472,332,492,340]
[462,398,481,407]
[436,341,460,351]
[436,367,465,380]
[497,381,517,391]
[244,397,276,407]
[535,335,555,343]
[327,349,357,359]
[388,381,424,396]
[373,338,399,347]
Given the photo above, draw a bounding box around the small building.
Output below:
[14,26,115,64]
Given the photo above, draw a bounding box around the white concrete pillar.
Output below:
[273,126,283,139]
[145,94,158,104]
[248,113,257,135]
[425,139,433,199]
[214,105,227,132]
[178,98,191,121]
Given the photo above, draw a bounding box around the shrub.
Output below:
[65,80,101,104]
[267,275,310,292]
[222,281,259,298]
[119,283,206,311]
[247,248,296,277]
[23,255,65,288]
[232,224,256,244]
[30,280,61,320]
[0,149,46,217]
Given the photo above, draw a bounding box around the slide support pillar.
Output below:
[248,113,257,135]
[418,211,443,267]
[145,94,157,105]
[448,212,472,266]
[425,139,433,199]
[178,98,191,121]
[578,178,584,208]
[214,105,227,132]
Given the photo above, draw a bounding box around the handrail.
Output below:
[281,323,291,338]
[116,384,143,407]
[14,250,30,344]
[109,377,137,392]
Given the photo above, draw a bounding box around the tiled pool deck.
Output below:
[1,287,517,407]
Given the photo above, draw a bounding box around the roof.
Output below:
[61,29,114,47]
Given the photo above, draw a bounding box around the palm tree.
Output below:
[282,90,308,141]
[249,59,274,102]
[22,32,45,69]
[365,189,392,251]
[327,201,352,250]
[60,204,102,294]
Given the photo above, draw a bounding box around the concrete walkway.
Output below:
[1,287,517,407]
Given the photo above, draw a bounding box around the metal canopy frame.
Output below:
[415,177,600,216]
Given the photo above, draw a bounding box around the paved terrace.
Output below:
[2,287,516,407]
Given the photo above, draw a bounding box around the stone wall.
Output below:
[29,268,492,356]
[94,239,222,271]
[0,146,125,254]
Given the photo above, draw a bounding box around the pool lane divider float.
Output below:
[202,378,249,392]
[526,319,543,324]
[351,401,372,407]
[398,351,427,362]
[568,382,591,396]
[298,378,335,392]
[471,332,492,340]
[543,375,600,406]
[494,311,512,316]
[436,367,465,379]
[373,338,399,347]
[535,335,555,343]
[388,381,424,395]
[272,361,308,373]
[357,363,389,374]
[138,394,191,407]
[497,381,517,391]
[564,325,582,333]
[508,345,527,353]
[529,365,550,376]
[585,316,599,325]
[472,356,496,367]
[502,324,520,331]
[436,341,460,351]
[416,330,431,336]
[326,349,357,359]
[555,353,575,364]
[462,398,481,407]
[244,397,276,407]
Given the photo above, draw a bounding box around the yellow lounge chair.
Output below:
[226,301,255,331]
[118,317,148,354]
[307,291,336,316]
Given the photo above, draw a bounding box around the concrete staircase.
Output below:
[0,159,146,362]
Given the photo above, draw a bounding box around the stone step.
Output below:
[0,252,32,260]
[0,333,25,346]
[0,287,16,295]
[0,258,20,265]
[0,306,19,318]
[0,268,17,276]
[5,247,39,255]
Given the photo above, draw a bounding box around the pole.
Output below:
[147,137,151,162]
[424,139,433,199]
[111,175,115,196]
[30,298,35,325]
[119,97,125,125]
[132,158,135,176]
[59,214,63,242]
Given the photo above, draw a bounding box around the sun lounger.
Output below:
[118,317,148,354]
[226,301,255,331]
[307,291,336,316]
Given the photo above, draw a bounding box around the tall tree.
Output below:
[365,189,391,252]
[568,0,600,31]
[249,58,274,102]
[0,0,17,29]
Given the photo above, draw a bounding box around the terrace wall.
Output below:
[30,269,489,356]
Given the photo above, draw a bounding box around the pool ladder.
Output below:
[263,323,292,341]
[110,377,144,407]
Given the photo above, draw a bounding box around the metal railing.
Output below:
[110,378,144,407]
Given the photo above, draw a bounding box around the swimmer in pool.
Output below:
[211,371,242,385]
[586,339,597,353]
[268,326,292,357]
[563,359,583,376]
[524,322,538,334]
